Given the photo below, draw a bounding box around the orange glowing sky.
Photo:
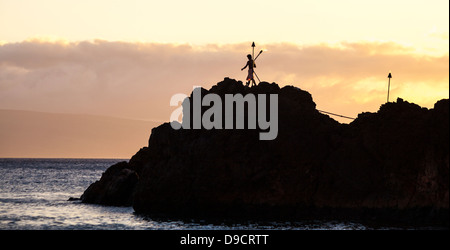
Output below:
[0,0,448,158]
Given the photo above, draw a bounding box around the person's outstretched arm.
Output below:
[241,61,249,71]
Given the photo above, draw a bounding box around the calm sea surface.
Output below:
[0,158,442,230]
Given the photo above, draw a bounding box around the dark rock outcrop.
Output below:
[80,77,449,225]
[81,161,138,206]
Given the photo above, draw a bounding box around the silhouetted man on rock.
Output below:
[241,54,256,87]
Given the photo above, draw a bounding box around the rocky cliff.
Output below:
[80,77,449,225]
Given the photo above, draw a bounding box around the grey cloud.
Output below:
[0,40,447,122]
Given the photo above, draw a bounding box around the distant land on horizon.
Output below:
[0,109,160,159]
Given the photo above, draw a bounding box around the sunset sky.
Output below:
[0,0,448,158]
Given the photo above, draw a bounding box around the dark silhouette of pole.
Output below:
[254,70,261,83]
[254,50,263,61]
[251,42,260,83]
[249,42,263,84]
[252,42,255,63]
[387,72,392,102]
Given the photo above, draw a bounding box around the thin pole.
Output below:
[254,70,261,83]
[251,42,256,84]
[251,42,255,62]
[387,78,390,102]
[254,50,263,62]
[387,72,392,103]
[253,49,264,83]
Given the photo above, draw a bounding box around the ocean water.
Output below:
[0,158,441,230]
